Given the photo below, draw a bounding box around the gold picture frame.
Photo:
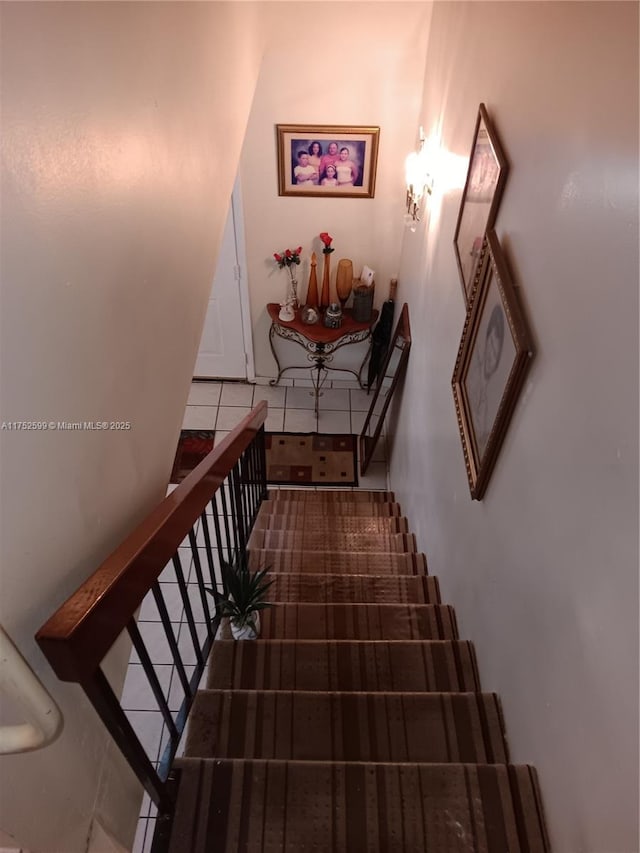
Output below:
[452,230,534,500]
[276,124,380,198]
[453,104,509,307]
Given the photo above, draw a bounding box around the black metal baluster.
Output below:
[211,492,229,598]
[127,616,179,743]
[239,450,249,528]
[82,668,172,808]
[151,585,191,697]
[230,461,247,555]
[246,440,257,521]
[218,479,235,569]
[172,551,204,669]
[258,425,268,499]
[188,527,214,633]
[199,508,219,598]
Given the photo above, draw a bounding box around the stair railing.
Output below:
[35,401,268,818]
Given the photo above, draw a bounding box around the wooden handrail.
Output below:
[36,401,268,684]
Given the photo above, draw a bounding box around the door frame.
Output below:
[231,176,255,382]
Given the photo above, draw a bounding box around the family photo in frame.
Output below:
[276,124,380,198]
[452,230,534,500]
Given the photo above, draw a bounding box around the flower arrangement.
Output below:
[319,232,334,254]
[274,246,302,270]
[274,246,302,307]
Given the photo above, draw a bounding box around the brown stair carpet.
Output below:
[166,489,549,852]
[205,640,482,693]
[170,758,549,853]
[185,690,508,763]
[254,513,410,534]
[248,548,428,575]
[249,528,417,553]
[218,603,458,641]
[267,573,440,604]
[267,488,395,502]
[260,498,403,517]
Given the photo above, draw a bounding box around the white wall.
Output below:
[0,2,265,849]
[239,2,432,380]
[391,3,639,851]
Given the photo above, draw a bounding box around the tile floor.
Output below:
[129,378,389,851]
[182,377,389,489]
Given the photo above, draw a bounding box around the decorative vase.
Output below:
[230,611,260,640]
[306,252,319,306]
[320,252,331,308]
[289,275,299,309]
[336,259,353,307]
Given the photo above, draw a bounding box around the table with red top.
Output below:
[267,303,379,413]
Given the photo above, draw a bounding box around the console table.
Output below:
[267,303,379,414]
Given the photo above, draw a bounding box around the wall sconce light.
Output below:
[404,127,434,224]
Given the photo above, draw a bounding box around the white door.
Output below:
[194,180,252,379]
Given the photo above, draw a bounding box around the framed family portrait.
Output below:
[276,124,380,198]
[453,104,509,307]
[451,230,534,500]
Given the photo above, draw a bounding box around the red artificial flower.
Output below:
[320,232,334,254]
[296,246,302,254]
[274,253,282,262]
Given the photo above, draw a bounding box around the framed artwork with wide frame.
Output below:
[453,103,509,307]
[452,230,534,500]
[276,124,380,198]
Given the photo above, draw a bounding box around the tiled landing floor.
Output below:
[182,378,389,490]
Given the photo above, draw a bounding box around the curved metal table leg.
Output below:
[268,325,284,386]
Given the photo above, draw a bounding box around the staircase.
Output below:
[166,489,549,851]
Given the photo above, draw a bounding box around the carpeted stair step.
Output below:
[259,498,403,517]
[167,758,550,852]
[254,513,410,534]
[185,690,508,763]
[268,488,395,502]
[267,573,440,604]
[217,603,458,640]
[248,548,428,575]
[249,528,417,553]
[205,639,482,693]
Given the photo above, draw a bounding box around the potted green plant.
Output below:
[208,555,273,640]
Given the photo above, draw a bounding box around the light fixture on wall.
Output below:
[404,127,433,225]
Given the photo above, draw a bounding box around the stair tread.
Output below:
[255,514,410,533]
[206,639,481,692]
[260,499,403,516]
[266,573,440,603]
[185,690,507,763]
[250,529,417,553]
[217,603,458,640]
[268,488,395,502]
[249,549,428,575]
[169,758,549,853]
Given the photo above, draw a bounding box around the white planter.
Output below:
[230,612,260,641]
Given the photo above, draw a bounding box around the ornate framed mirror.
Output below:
[359,303,411,475]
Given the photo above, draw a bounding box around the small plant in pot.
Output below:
[208,555,273,640]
